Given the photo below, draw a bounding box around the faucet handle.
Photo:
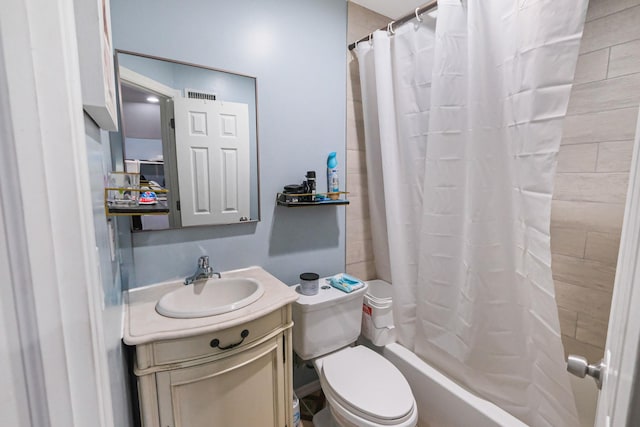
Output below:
[198,256,209,268]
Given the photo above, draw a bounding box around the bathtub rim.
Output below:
[383,342,528,427]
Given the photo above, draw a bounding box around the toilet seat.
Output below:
[316,346,417,427]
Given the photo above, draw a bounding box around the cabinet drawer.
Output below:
[152,308,286,366]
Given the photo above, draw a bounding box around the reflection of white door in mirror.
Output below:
[174,98,251,227]
[114,51,260,230]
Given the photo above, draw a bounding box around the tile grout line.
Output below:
[585,3,640,24]
[565,103,639,119]
[605,69,640,82]
[580,34,640,56]
[606,44,612,79]
[571,68,640,91]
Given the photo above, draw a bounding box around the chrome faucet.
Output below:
[184,256,221,285]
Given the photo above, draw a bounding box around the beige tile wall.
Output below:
[344,0,640,362]
[345,2,389,280]
[553,0,640,362]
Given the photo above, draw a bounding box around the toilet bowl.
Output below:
[292,278,417,427]
[315,346,417,427]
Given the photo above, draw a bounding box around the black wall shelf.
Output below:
[106,201,170,216]
[276,192,349,207]
[104,188,170,216]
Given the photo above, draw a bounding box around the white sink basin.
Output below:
[156,277,264,319]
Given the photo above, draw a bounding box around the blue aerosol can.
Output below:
[327,152,339,195]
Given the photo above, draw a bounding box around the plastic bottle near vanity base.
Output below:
[327,152,339,199]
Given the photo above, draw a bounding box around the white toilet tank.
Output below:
[292,279,368,360]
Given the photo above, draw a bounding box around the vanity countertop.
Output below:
[123,266,299,345]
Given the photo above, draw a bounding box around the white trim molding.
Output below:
[0,40,36,427]
[119,65,182,98]
[0,0,115,426]
[596,107,640,426]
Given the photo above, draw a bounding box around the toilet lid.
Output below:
[320,346,414,422]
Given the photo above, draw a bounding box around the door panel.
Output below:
[221,148,239,212]
[174,98,250,226]
[190,147,211,214]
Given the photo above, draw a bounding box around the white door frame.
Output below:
[595,109,640,426]
[0,46,32,427]
[1,0,113,426]
[118,66,182,99]
[118,66,182,227]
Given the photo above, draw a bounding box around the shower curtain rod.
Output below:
[347,0,438,51]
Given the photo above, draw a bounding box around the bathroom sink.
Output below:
[156,277,265,319]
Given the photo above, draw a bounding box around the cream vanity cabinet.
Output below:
[125,267,299,427]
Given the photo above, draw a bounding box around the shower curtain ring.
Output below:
[387,21,395,35]
[368,33,373,44]
[415,7,423,22]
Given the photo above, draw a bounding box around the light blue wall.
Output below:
[118,53,257,107]
[85,115,133,426]
[111,0,348,287]
[124,137,163,161]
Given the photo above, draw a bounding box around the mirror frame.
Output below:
[114,49,261,231]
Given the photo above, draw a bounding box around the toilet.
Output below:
[292,280,417,427]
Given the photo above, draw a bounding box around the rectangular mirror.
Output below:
[114,50,259,231]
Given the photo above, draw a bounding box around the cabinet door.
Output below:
[156,335,285,427]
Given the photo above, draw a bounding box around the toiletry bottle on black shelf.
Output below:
[327,152,339,199]
[305,171,316,201]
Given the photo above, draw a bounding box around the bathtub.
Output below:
[383,343,528,427]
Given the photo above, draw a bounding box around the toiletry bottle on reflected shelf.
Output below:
[305,170,316,201]
[327,151,339,199]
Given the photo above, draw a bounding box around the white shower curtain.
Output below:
[355,1,588,426]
